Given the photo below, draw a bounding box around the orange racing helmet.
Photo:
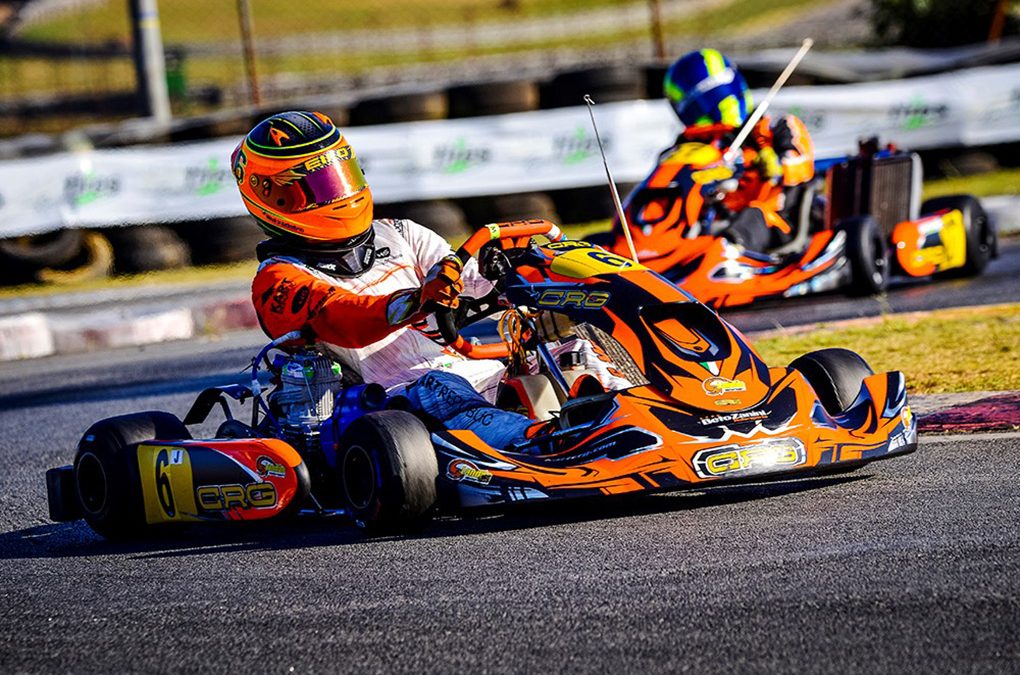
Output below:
[232,111,372,246]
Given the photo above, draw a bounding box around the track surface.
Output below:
[1,338,1018,672]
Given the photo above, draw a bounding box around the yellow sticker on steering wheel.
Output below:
[485,223,501,241]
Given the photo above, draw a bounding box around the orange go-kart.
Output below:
[590,138,998,309]
[46,221,917,537]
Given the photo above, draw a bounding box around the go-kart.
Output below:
[590,136,998,308]
[46,220,918,538]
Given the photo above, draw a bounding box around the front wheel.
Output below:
[338,410,438,533]
[789,348,874,416]
[837,216,888,296]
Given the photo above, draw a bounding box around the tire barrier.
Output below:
[447,80,540,118]
[374,200,472,241]
[457,191,560,226]
[540,65,645,109]
[3,61,1020,284]
[36,231,114,285]
[349,90,448,126]
[104,225,192,274]
[172,216,265,265]
[0,229,84,284]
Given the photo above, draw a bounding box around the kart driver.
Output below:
[661,48,815,252]
[233,111,627,449]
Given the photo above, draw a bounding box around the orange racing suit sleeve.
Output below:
[252,261,417,348]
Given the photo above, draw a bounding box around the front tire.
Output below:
[790,348,874,416]
[338,411,438,532]
[837,216,888,296]
[922,194,995,277]
[73,411,190,539]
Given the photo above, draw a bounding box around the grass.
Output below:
[19,0,634,43]
[752,304,1020,394]
[922,167,1020,199]
[5,0,834,100]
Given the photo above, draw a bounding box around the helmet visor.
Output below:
[260,150,368,214]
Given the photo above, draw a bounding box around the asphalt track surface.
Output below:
[1,238,1018,672]
[1,334,1019,672]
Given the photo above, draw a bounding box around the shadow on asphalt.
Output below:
[0,473,868,561]
[0,374,242,411]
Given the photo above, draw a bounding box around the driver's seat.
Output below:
[496,374,562,421]
[496,369,610,422]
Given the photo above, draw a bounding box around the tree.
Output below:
[870,0,1018,47]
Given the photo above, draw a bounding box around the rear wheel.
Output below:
[922,194,995,277]
[73,411,190,539]
[837,216,888,296]
[338,411,438,532]
[789,348,874,416]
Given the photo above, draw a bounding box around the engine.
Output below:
[270,350,344,457]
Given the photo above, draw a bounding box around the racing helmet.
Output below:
[663,49,753,128]
[232,111,373,246]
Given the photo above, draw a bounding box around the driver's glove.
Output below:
[385,256,464,327]
[751,119,783,185]
[420,255,464,307]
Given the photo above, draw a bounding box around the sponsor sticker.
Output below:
[256,455,286,479]
[703,377,746,396]
[700,409,769,426]
[446,459,493,485]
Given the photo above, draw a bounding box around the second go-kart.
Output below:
[46,220,917,538]
[591,137,998,308]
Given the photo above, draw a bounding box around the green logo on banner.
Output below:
[189,158,232,196]
[435,138,490,174]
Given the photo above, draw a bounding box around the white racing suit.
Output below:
[251,218,630,447]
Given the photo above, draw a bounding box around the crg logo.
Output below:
[692,439,805,479]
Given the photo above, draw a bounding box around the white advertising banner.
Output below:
[0,63,1018,237]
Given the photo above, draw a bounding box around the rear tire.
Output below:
[73,411,191,539]
[922,194,994,277]
[837,216,888,296]
[338,411,438,532]
[789,348,874,416]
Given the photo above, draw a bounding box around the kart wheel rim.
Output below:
[342,444,375,511]
[76,452,108,516]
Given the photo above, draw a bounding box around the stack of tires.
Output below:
[0,229,113,285]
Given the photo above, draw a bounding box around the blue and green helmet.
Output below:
[663,49,753,128]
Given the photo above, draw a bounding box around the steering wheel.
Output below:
[435,219,564,360]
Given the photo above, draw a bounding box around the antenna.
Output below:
[723,38,814,165]
[584,94,640,264]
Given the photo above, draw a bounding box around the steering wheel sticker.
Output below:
[549,248,645,279]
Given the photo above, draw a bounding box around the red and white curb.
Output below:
[0,312,54,360]
[917,392,1020,434]
[0,297,257,361]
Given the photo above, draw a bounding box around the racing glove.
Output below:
[385,255,464,326]
[421,255,464,307]
[751,119,783,185]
